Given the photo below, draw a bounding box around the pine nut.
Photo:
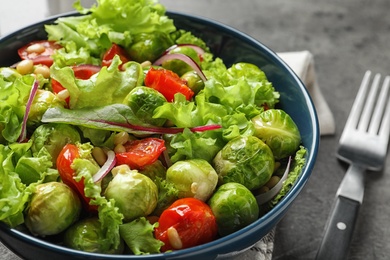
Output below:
[34,65,50,78]
[114,143,126,154]
[113,132,129,145]
[26,43,45,54]
[57,89,70,101]
[92,147,107,166]
[140,60,152,68]
[167,227,183,249]
[265,176,281,189]
[16,59,34,75]
[274,161,281,172]
[258,186,270,194]
[191,182,198,194]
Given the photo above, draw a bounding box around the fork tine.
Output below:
[358,72,381,132]
[344,71,371,131]
[369,75,390,135]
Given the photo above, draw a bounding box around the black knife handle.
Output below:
[316,196,360,260]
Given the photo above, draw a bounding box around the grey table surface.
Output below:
[1,0,390,259]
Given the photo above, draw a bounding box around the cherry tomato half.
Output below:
[144,67,194,102]
[102,43,130,70]
[155,198,218,252]
[72,64,102,79]
[56,144,97,212]
[115,138,166,170]
[18,40,62,67]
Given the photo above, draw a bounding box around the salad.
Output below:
[0,0,306,255]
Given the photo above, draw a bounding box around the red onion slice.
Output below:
[255,156,292,205]
[92,149,116,183]
[18,80,39,142]
[153,53,207,82]
[163,44,206,57]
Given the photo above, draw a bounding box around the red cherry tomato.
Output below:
[72,64,101,79]
[51,78,69,104]
[102,43,130,70]
[56,144,97,212]
[18,40,62,67]
[155,198,218,252]
[144,67,194,102]
[115,138,166,170]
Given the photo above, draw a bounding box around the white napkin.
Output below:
[229,51,335,260]
[278,51,336,136]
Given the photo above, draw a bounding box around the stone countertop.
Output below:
[1,0,390,259]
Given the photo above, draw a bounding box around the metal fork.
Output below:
[316,71,390,260]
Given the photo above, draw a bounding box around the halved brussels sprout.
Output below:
[104,165,158,222]
[64,217,124,254]
[28,89,65,127]
[208,182,259,236]
[213,135,274,190]
[252,109,301,159]
[25,182,81,236]
[162,46,201,76]
[166,159,218,201]
[123,86,167,126]
[127,33,173,63]
[181,70,204,94]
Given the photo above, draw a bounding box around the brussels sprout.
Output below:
[213,136,274,190]
[123,86,167,126]
[28,89,65,126]
[139,160,167,180]
[64,217,124,254]
[208,182,259,236]
[162,46,201,76]
[127,33,173,63]
[25,182,81,236]
[166,159,218,201]
[252,109,301,159]
[181,70,204,94]
[104,165,158,222]
[30,123,81,166]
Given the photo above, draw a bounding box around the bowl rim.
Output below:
[0,10,320,259]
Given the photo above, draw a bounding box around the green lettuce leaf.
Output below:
[167,128,224,164]
[45,0,176,57]
[42,104,148,132]
[0,74,35,143]
[119,217,163,255]
[153,92,227,128]
[269,146,307,207]
[50,57,143,109]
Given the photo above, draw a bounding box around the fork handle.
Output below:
[315,195,360,260]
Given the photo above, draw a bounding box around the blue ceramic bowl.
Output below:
[0,11,319,260]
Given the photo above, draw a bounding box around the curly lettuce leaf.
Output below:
[52,42,100,68]
[167,128,224,164]
[50,57,143,109]
[151,177,179,216]
[14,145,59,185]
[153,92,227,128]
[45,0,176,57]
[0,74,35,143]
[269,146,307,207]
[119,217,163,255]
